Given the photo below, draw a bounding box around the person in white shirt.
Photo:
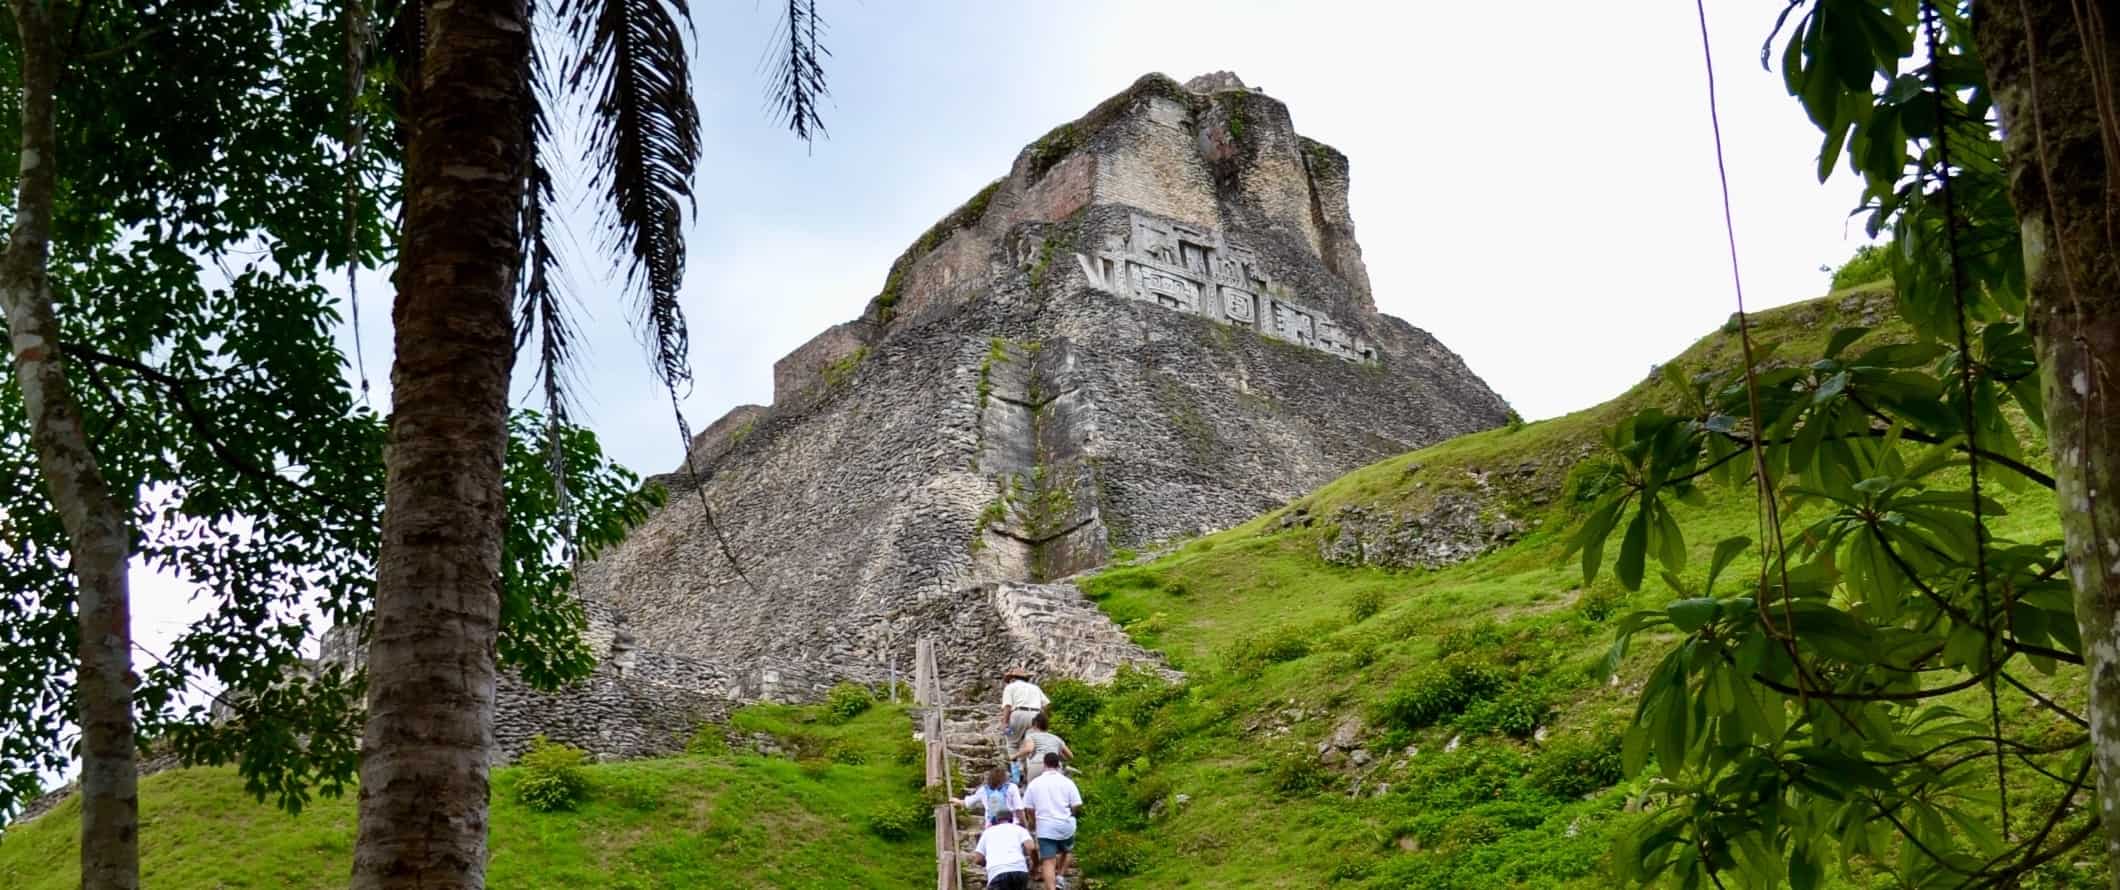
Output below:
[969,810,1038,890]
[959,766,1027,827]
[998,667,1050,770]
[1021,753,1084,890]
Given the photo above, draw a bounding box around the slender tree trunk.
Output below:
[347,0,527,887]
[0,3,139,889]
[1975,2,2120,879]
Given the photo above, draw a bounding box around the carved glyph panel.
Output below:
[1077,212,1373,363]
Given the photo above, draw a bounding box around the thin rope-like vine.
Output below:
[1690,0,1810,701]
[1915,0,2008,841]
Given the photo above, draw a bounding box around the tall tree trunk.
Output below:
[348,0,527,887]
[0,3,140,889]
[1974,2,2120,880]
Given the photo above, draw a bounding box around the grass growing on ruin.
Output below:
[1059,291,2074,889]
[0,702,931,890]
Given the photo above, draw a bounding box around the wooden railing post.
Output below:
[915,638,959,890]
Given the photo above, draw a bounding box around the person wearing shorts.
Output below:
[1021,752,1083,890]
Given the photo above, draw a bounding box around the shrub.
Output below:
[1438,813,1504,851]
[515,736,591,812]
[1436,622,1505,658]
[1564,459,1626,506]
[1082,830,1150,877]
[685,724,729,757]
[1347,588,1384,623]
[1576,584,1625,623]
[1528,735,1624,799]
[823,682,874,724]
[829,743,870,765]
[1266,745,1332,796]
[1375,661,1507,731]
[1223,625,1314,676]
[1828,241,1892,290]
[866,797,929,841]
[1456,683,1552,739]
[1044,677,1103,728]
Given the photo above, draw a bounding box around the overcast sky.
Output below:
[412,0,1881,479]
[112,0,1883,760]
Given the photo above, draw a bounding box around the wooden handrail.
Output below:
[916,638,960,890]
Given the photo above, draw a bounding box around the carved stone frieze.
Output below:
[1078,212,1373,362]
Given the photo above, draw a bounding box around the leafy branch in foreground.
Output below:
[1573,2,2107,887]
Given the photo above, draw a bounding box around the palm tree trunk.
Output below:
[1974,3,2120,881]
[348,0,528,886]
[0,3,140,889]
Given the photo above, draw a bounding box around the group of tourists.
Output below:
[960,666,1083,890]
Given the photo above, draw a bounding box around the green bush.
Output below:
[1438,813,1504,851]
[1266,745,1332,796]
[684,723,729,756]
[1044,677,1104,728]
[823,682,874,724]
[1564,459,1626,506]
[1223,625,1314,675]
[1081,830,1150,877]
[1347,588,1384,623]
[1575,585,1625,623]
[1527,735,1624,800]
[1828,241,1892,290]
[515,735,591,812]
[1375,661,1506,731]
[830,744,870,765]
[865,797,929,841]
[1456,683,1552,739]
[1436,622,1505,658]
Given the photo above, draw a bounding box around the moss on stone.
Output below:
[1024,72,1198,184]
[868,178,1004,324]
[821,346,869,389]
[1027,221,1078,292]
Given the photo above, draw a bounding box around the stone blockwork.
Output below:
[991,582,1177,684]
[498,70,1510,760]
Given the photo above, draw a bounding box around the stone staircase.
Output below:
[993,581,1181,684]
[940,706,1007,886]
[935,701,1083,888]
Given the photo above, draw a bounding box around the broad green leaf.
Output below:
[1668,598,1721,633]
[1707,536,1751,592]
[1824,326,1871,358]
[1617,505,1651,591]
[1656,675,1689,780]
[1652,499,1688,573]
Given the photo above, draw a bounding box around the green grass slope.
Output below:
[1046,286,2077,889]
[0,701,934,889]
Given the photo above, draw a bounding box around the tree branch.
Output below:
[60,342,364,516]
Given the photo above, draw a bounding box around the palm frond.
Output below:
[561,0,701,393]
[763,0,830,144]
[517,14,581,550]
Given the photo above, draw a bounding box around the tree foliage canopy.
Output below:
[0,0,660,826]
[1573,2,2093,886]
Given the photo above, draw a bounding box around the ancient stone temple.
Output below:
[492,71,1511,758]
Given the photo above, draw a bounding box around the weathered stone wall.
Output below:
[771,320,874,407]
[991,582,1176,684]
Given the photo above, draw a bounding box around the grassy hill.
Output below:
[2,286,2083,889]
[0,701,934,889]
[1043,285,2081,888]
